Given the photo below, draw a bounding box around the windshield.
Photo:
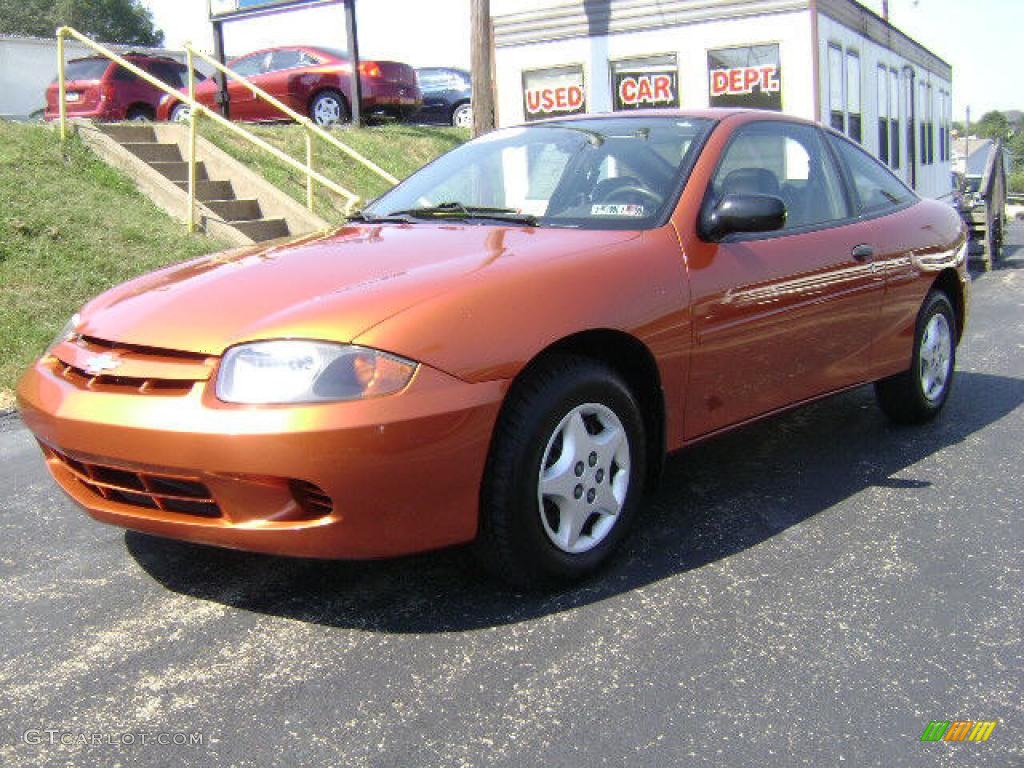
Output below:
[362,116,714,230]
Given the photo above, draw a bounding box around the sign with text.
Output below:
[208,0,335,20]
[523,65,586,121]
[708,44,782,110]
[611,55,679,111]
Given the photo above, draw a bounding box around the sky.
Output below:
[141,0,1019,118]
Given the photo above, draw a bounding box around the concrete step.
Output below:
[204,199,262,222]
[97,124,157,143]
[174,180,235,201]
[230,218,290,242]
[151,161,208,183]
[122,142,183,163]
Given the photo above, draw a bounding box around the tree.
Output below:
[975,110,1009,141]
[0,0,164,46]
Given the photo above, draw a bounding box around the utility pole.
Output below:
[470,0,495,137]
[344,0,362,127]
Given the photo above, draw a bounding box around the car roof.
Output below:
[525,108,820,128]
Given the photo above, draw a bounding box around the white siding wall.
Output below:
[494,10,814,126]
[816,15,952,199]
[0,36,187,119]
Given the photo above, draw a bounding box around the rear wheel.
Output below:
[310,89,349,127]
[474,356,646,588]
[875,291,957,424]
[125,105,154,122]
[451,103,472,128]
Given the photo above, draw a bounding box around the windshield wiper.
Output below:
[347,210,419,224]
[387,201,538,226]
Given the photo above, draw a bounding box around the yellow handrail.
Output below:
[186,46,400,186]
[55,26,398,228]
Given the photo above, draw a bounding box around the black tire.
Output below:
[125,105,154,122]
[309,89,349,127]
[875,291,957,424]
[474,355,647,588]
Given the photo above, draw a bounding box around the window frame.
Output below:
[700,119,857,243]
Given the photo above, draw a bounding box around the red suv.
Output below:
[156,46,421,126]
[45,55,197,122]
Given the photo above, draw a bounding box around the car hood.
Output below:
[78,223,640,357]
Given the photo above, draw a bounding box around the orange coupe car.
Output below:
[18,110,968,587]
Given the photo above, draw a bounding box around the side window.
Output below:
[231,54,265,78]
[712,121,849,230]
[299,51,320,67]
[827,133,915,215]
[269,50,302,72]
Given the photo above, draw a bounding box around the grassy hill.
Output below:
[200,122,468,222]
[0,120,465,409]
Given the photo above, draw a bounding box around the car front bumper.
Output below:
[17,358,505,559]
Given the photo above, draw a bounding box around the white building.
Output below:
[492,0,953,199]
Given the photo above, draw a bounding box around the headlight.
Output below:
[45,312,81,356]
[216,341,417,404]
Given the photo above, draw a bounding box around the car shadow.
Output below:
[126,371,1023,633]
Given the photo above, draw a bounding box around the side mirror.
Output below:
[701,193,787,241]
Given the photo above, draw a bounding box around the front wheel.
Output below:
[875,290,957,424]
[310,90,349,127]
[474,356,646,588]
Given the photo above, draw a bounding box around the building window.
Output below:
[708,44,782,110]
[828,44,844,132]
[919,82,927,165]
[877,65,889,165]
[846,51,861,142]
[927,83,935,165]
[610,55,679,111]
[889,69,900,169]
[522,65,586,122]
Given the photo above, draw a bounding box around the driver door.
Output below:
[684,120,885,439]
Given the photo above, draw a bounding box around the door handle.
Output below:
[851,244,875,262]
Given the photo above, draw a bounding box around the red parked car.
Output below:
[157,45,421,126]
[45,54,199,122]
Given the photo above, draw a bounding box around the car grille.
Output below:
[50,335,213,396]
[46,446,221,518]
[289,479,334,519]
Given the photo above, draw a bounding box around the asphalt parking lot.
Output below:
[1,226,1021,767]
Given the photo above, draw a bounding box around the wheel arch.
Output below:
[930,267,965,342]
[125,102,155,119]
[309,86,350,117]
[503,328,666,490]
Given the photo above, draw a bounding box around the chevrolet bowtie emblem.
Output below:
[84,353,121,375]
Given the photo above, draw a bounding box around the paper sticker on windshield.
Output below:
[591,204,645,217]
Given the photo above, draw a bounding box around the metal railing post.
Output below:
[57,28,67,142]
[305,128,314,211]
[186,46,197,234]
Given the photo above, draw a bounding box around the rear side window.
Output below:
[111,65,140,83]
[146,61,185,88]
[61,59,111,81]
[827,133,916,215]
